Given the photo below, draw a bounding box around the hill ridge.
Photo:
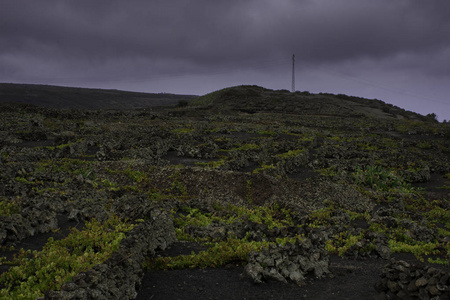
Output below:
[0,83,437,122]
[0,83,197,110]
[190,85,432,121]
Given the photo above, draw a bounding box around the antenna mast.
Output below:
[291,54,295,92]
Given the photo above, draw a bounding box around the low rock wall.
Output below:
[44,209,176,300]
[375,259,450,300]
[244,230,329,284]
[0,199,58,245]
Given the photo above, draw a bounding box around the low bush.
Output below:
[0,215,135,299]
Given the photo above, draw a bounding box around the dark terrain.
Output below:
[0,84,449,299]
[0,83,197,110]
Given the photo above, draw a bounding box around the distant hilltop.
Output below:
[0,83,437,122]
[188,85,435,121]
[0,83,197,110]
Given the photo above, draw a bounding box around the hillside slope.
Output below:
[0,83,197,110]
[1,84,449,299]
[190,85,433,121]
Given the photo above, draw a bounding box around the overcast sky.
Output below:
[1,1,450,120]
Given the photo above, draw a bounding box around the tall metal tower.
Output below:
[291,54,295,92]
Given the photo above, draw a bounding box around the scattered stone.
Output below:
[0,198,58,246]
[375,259,450,299]
[244,230,330,284]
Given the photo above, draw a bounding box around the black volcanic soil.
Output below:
[136,243,426,300]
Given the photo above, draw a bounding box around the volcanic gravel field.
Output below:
[1,85,450,299]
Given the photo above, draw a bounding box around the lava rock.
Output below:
[375,259,450,299]
[44,208,176,300]
[244,230,330,284]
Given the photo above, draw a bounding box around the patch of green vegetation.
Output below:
[389,240,440,261]
[100,179,119,191]
[325,232,367,257]
[32,187,67,196]
[436,227,450,238]
[258,130,276,136]
[307,206,335,228]
[145,237,269,270]
[356,142,379,151]
[174,203,294,238]
[0,197,22,216]
[123,168,147,183]
[149,203,301,271]
[36,158,93,174]
[213,135,230,142]
[174,208,215,229]
[231,143,260,151]
[380,138,401,149]
[0,215,135,299]
[328,136,343,141]
[171,128,194,134]
[167,171,189,198]
[14,177,42,186]
[424,207,450,224]
[45,139,83,151]
[417,141,432,149]
[300,136,314,143]
[317,166,340,177]
[404,162,426,175]
[352,165,414,193]
[438,185,450,190]
[369,214,449,262]
[347,210,370,221]
[145,191,167,202]
[104,166,121,175]
[427,257,449,265]
[275,149,305,158]
[232,203,294,229]
[73,167,96,180]
[252,163,276,174]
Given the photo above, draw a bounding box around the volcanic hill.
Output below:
[189,85,431,121]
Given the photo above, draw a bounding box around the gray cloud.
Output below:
[1,0,449,119]
[3,1,449,65]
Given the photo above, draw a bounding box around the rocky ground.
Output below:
[0,86,449,299]
[137,242,425,300]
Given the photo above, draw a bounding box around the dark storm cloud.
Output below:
[3,1,449,69]
[1,0,270,77]
[1,0,450,119]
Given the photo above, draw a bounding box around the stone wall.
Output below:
[44,209,176,300]
[375,259,450,300]
[244,230,330,284]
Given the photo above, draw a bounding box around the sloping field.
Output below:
[0,85,449,299]
[0,83,197,110]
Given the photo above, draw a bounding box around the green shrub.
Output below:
[145,237,269,270]
[389,240,440,261]
[325,232,365,256]
[352,165,413,193]
[0,198,21,216]
[275,149,304,158]
[0,215,135,299]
